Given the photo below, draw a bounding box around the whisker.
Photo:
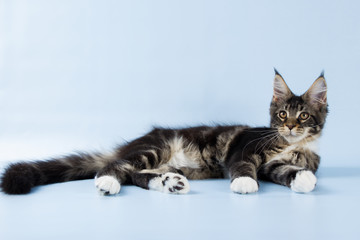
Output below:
[240,134,275,160]
[253,132,278,150]
[241,132,279,160]
[255,133,280,154]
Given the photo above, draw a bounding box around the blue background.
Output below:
[1,1,360,240]
[1,0,358,166]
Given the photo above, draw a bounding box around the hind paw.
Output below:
[95,175,121,195]
[148,172,190,194]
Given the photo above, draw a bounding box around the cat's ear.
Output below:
[303,72,327,109]
[273,69,293,103]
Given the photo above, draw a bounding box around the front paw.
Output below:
[290,170,317,193]
[230,177,259,194]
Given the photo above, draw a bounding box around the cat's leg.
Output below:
[131,168,190,194]
[227,155,262,194]
[258,160,317,193]
[95,144,164,195]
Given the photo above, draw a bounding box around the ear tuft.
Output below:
[303,75,327,109]
[274,68,280,76]
[273,70,292,103]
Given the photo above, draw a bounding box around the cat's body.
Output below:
[0,70,328,195]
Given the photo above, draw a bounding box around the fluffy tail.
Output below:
[0,152,115,194]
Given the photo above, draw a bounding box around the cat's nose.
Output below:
[286,124,295,130]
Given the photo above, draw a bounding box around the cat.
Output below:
[0,70,328,195]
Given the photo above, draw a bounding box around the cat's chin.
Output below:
[282,134,305,143]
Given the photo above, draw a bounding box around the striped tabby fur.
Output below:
[0,70,328,195]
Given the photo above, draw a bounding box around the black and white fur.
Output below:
[0,70,328,195]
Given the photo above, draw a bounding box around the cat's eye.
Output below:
[299,112,310,120]
[279,111,287,119]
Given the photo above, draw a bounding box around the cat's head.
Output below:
[270,70,328,143]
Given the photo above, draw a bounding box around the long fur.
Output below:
[0,71,328,195]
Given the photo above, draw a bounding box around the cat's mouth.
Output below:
[278,127,307,143]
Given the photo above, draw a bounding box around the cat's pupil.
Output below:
[279,111,287,119]
[300,112,309,120]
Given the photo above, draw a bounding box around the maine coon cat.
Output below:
[0,70,328,195]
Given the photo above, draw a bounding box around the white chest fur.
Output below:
[303,140,319,154]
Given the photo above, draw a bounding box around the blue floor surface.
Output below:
[1,165,359,240]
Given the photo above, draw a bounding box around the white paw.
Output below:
[95,175,121,195]
[290,170,317,193]
[148,172,190,194]
[230,177,259,194]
